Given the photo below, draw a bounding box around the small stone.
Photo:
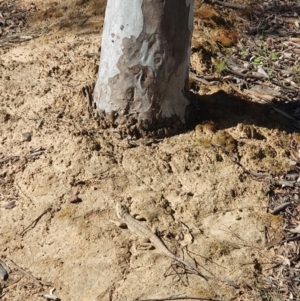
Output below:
[112,131,122,139]
[69,195,82,204]
[22,132,32,142]
[195,121,215,135]
[3,201,16,209]
[37,119,44,128]
[56,110,64,118]
[0,263,8,281]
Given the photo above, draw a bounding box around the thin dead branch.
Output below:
[5,258,51,286]
[125,297,227,301]
[19,207,52,236]
[213,0,247,9]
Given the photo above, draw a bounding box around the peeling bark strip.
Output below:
[93,0,194,138]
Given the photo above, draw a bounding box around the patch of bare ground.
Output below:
[0,0,299,301]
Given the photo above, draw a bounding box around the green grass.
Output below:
[248,37,280,76]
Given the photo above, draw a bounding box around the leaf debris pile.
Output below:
[0,1,27,38]
[192,0,300,129]
[192,0,300,299]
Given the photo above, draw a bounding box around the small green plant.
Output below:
[270,52,279,61]
[256,37,268,57]
[249,37,272,66]
[252,56,261,66]
[212,58,226,74]
[240,48,247,56]
[247,38,281,76]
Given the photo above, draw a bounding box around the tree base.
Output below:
[82,84,198,139]
[92,0,194,139]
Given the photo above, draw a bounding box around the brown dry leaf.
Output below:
[289,38,300,43]
[195,6,219,20]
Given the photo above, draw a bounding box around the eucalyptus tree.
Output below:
[92,0,194,138]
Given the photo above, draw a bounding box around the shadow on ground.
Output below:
[189,90,299,134]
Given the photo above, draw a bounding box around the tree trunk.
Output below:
[92,0,194,139]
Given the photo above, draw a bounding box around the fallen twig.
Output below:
[20,207,52,236]
[271,202,291,215]
[5,258,51,286]
[123,297,226,301]
[266,235,300,249]
[189,72,221,86]
[26,147,45,158]
[213,0,247,9]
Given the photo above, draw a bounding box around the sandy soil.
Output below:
[0,1,293,300]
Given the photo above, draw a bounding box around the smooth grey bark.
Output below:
[92,0,194,138]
